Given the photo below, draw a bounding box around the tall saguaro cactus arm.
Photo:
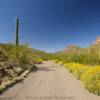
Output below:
[15,17,19,59]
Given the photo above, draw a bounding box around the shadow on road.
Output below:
[37,67,55,72]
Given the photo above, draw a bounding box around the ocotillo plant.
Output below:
[15,17,19,59]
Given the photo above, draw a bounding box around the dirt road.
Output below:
[0,61,100,100]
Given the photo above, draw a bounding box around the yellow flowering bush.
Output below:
[74,66,89,79]
[52,59,58,63]
[81,66,100,95]
[57,61,64,65]
[64,63,86,79]
[64,63,100,95]
[33,58,43,64]
[55,60,60,63]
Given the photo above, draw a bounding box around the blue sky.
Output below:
[0,0,100,52]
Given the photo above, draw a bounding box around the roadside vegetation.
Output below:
[0,18,48,93]
[0,43,48,93]
[49,42,100,96]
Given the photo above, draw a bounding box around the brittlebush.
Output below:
[64,63,86,79]
[64,63,100,95]
[81,66,100,95]
[57,61,64,65]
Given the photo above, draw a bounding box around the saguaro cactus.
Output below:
[15,17,19,59]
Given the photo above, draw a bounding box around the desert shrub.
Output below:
[33,58,43,64]
[73,66,89,79]
[64,63,86,79]
[0,84,5,93]
[64,63,100,95]
[64,63,84,72]
[19,53,28,65]
[81,66,100,95]
[57,61,64,65]
[51,59,58,63]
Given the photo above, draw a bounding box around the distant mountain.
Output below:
[55,36,100,55]
[64,45,81,52]
[62,45,83,56]
[95,36,100,44]
[54,45,83,56]
[90,36,100,48]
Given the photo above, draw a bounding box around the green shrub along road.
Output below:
[0,43,48,93]
[48,41,100,96]
[51,60,100,96]
[0,17,49,93]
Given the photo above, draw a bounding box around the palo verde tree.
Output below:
[15,17,19,59]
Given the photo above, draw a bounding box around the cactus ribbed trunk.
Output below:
[15,17,19,59]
